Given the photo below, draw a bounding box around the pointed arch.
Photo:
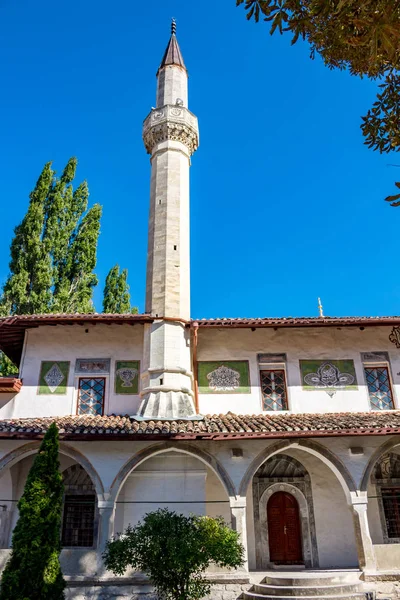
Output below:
[238,438,356,502]
[0,441,105,499]
[109,441,236,503]
[361,438,400,492]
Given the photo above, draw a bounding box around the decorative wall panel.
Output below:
[197,361,250,394]
[115,360,140,394]
[75,359,110,374]
[300,359,357,391]
[38,361,70,395]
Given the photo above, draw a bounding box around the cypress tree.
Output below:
[0,423,65,600]
[103,264,138,313]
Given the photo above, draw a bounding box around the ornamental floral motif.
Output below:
[116,367,138,388]
[44,363,65,393]
[389,326,400,348]
[207,365,241,391]
[303,362,354,389]
[115,360,140,394]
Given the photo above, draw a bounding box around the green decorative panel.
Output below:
[300,359,358,391]
[198,361,250,394]
[115,360,140,394]
[38,361,70,395]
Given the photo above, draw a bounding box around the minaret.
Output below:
[137,21,200,420]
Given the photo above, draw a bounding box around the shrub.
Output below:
[103,508,244,600]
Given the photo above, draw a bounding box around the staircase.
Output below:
[244,571,370,600]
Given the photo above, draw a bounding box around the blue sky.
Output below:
[0,0,398,318]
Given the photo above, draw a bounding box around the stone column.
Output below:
[96,500,116,575]
[230,497,248,571]
[351,496,376,573]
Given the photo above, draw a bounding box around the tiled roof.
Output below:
[0,313,153,365]
[1,412,400,440]
[194,316,400,328]
[1,312,400,367]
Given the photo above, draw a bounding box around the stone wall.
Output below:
[64,576,250,600]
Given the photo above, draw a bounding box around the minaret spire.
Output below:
[137,23,200,420]
[156,20,187,107]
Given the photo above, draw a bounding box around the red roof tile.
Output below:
[0,412,399,440]
[1,313,400,367]
[194,316,400,328]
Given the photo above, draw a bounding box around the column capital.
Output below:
[230,497,247,509]
[98,500,115,511]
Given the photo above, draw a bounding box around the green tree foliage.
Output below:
[0,423,65,600]
[0,158,102,315]
[1,162,54,315]
[0,354,18,377]
[0,159,137,372]
[103,509,244,600]
[103,264,138,314]
[237,0,400,202]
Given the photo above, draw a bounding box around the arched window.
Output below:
[373,453,400,542]
[61,465,97,548]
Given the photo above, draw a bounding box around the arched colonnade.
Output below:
[0,437,397,574]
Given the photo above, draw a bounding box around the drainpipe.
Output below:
[192,321,200,414]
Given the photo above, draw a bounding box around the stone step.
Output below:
[254,584,363,597]
[263,576,361,587]
[244,593,366,600]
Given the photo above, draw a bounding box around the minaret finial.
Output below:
[318,297,324,318]
[171,18,176,35]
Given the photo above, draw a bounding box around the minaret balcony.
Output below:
[143,104,199,155]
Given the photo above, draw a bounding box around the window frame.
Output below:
[259,364,289,412]
[76,376,107,416]
[61,493,97,548]
[363,362,396,411]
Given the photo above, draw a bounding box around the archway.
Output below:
[109,442,235,503]
[0,443,103,556]
[111,446,232,545]
[242,444,358,570]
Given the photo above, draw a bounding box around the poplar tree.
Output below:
[0,159,136,374]
[0,157,102,315]
[0,162,54,315]
[0,422,65,600]
[103,264,138,313]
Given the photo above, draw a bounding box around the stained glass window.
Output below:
[78,377,105,416]
[62,495,95,547]
[364,366,395,410]
[261,369,288,411]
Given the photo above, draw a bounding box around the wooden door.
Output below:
[267,491,302,564]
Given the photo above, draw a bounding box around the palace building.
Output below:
[1,22,400,600]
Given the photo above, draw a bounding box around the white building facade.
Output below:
[1,23,400,600]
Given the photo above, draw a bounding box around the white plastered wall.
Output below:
[115,452,230,534]
[196,325,400,414]
[6,323,144,418]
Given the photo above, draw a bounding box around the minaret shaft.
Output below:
[137,24,200,420]
[145,146,190,319]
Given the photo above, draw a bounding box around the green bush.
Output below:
[103,509,244,600]
[0,422,66,599]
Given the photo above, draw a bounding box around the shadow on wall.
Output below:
[60,549,98,576]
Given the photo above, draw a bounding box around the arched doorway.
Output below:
[267,491,302,564]
[248,448,358,570]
